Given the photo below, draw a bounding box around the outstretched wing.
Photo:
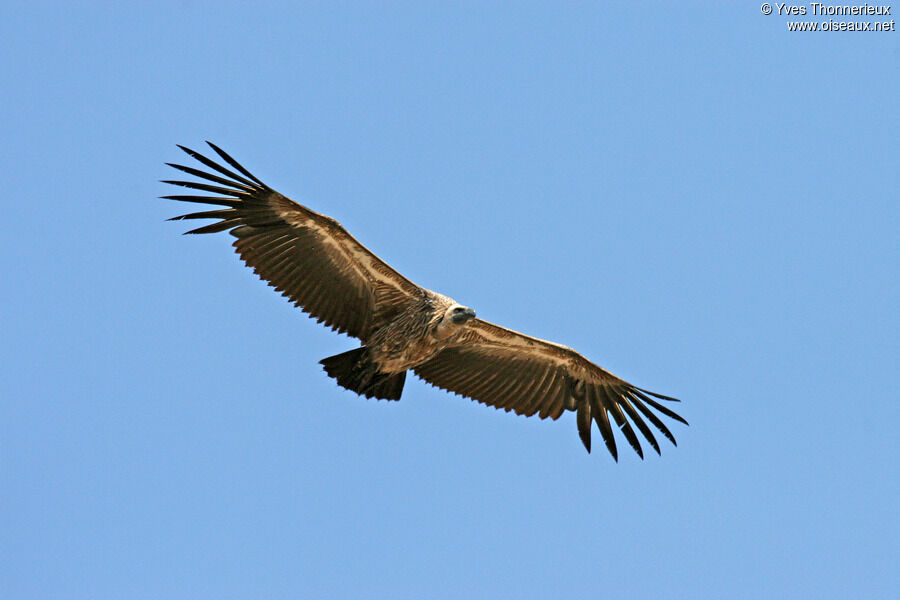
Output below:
[163,142,421,341]
[413,319,688,460]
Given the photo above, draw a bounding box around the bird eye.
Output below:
[453,307,464,313]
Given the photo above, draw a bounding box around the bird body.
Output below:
[164,143,687,459]
[364,291,471,373]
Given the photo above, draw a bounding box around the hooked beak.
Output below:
[452,307,477,323]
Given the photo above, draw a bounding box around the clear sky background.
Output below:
[2,2,897,599]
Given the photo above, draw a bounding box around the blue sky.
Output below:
[2,2,897,598]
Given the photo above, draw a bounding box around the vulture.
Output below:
[163,142,687,460]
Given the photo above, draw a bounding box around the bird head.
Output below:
[448,304,477,325]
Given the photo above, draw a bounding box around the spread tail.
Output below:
[319,347,406,401]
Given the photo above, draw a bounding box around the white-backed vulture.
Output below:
[163,142,687,460]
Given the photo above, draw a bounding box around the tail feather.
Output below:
[319,347,406,401]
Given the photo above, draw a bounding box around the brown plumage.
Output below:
[163,142,688,460]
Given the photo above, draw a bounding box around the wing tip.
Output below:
[635,386,681,403]
[607,442,618,462]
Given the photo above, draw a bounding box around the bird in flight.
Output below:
[163,142,687,460]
